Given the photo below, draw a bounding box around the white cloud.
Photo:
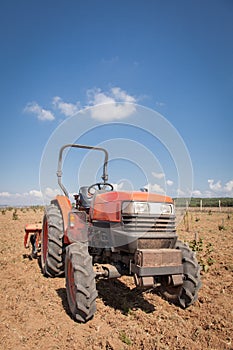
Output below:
[0,187,61,206]
[87,88,114,105]
[44,187,60,199]
[0,191,11,197]
[188,179,233,198]
[203,190,213,198]
[208,179,222,191]
[152,172,165,179]
[0,189,43,206]
[24,102,55,121]
[192,190,202,197]
[111,87,136,103]
[144,183,165,194]
[24,86,137,123]
[52,96,80,117]
[166,180,174,186]
[224,180,233,193]
[86,87,137,121]
[177,188,186,196]
[29,190,43,198]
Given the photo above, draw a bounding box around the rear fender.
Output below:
[67,210,88,244]
[51,195,72,244]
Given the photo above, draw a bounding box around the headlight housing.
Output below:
[122,201,174,215]
[160,203,173,214]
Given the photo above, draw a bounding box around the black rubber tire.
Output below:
[65,242,98,323]
[41,203,65,277]
[159,240,201,308]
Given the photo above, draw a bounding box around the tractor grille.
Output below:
[122,215,176,234]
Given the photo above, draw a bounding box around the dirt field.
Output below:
[0,207,232,350]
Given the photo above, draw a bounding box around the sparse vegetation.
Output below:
[12,210,19,220]
[188,237,215,273]
[119,331,132,345]
[218,218,226,231]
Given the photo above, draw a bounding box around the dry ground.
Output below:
[0,207,232,350]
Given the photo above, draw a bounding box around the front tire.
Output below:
[41,203,65,277]
[65,242,97,322]
[159,240,201,308]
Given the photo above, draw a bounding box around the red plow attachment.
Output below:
[24,224,42,259]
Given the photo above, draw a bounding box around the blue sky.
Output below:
[0,0,232,205]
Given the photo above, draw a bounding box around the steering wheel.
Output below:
[88,182,114,195]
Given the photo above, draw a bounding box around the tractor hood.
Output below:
[90,191,173,222]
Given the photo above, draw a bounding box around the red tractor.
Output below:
[39,144,201,322]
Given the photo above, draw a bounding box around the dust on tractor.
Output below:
[25,144,201,322]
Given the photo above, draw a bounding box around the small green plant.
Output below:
[195,217,200,222]
[119,331,132,346]
[208,210,212,215]
[218,219,226,231]
[12,210,19,220]
[189,238,215,273]
[1,209,6,215]
[189,237,204,252]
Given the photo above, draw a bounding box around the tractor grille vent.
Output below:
[122,215,176,233]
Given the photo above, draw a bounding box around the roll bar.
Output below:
[57,144,109,197]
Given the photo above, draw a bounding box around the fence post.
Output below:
[219,199,221,212]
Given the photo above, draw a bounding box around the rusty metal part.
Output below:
[131,249,183,277]
[170,274,183,286]
[135,249,182,267]
[134,275,154,287]
[94,263,121,279]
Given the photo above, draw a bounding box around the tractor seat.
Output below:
[79,186,93,209]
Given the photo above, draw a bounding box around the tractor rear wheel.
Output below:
[65,242,97,323]
[159,240,201,308]
[41,203,65,277]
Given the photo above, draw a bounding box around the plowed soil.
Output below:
[0,207,233,350]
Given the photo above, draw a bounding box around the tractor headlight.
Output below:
[122,201,174,215]
[160,204,173,214]
[122,202,150,215]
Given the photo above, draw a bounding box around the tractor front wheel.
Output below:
[65,242,97,322]
[159,240,202,308]
[41,203,65,277]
